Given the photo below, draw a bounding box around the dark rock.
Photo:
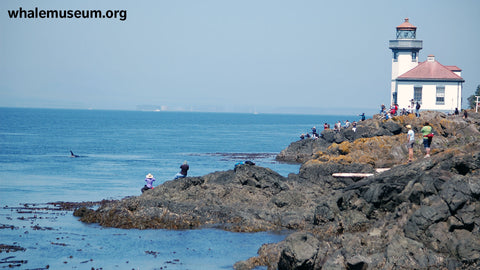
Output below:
[450,230,480,263]
[382,120,402,135]
[73,207,95,219]
[384,234,445,269]
[333,132,346,144]
[234,164,288,194]
[342,129,357,141]
[271,191,305,208]
[234,242,286,270]
[440,177,471,213]
[339,210,369,232]
[404,196,450,240]
[320,129,336,143]
[278,232,320,270]
[276,138,330,163]
[313,203,335,225]
[346,255,369,270]
[321,249,346,269]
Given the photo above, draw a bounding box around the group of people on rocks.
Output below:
[300,115,365,140]
[451,107,469,119]
[405,122,434,162]
[141,161,190,193]
[380,101,422,120]
[381,101,469,121]
[297,104,473,163]
[331,120,358,132]
[300,126,320,140]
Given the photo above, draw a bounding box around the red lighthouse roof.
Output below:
[397,18,417,30]
[397,55,464,82]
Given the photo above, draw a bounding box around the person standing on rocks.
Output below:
[421,122,433,158]
[406,125,415,162]
[174,161,189,179]
[359,113,366,121]
[141,173,155,193]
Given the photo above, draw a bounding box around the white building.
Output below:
[389,19,464,112]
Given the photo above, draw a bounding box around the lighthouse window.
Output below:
[436,86,445,105]
[414,86,422,103]
[393,51,398,62]
[412,52,417,62]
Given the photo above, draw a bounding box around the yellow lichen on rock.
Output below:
[326,143,339,154]
[338,141,351,155]
[305,158,322,165]
[311,134,407,167]
[328,155,354,164]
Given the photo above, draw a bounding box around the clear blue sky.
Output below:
[1,0,479,115]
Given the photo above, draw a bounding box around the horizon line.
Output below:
[0,105,375,116]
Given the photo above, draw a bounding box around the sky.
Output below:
[1,0,479,115]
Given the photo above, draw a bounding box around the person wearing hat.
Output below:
[141,173,155,193]
[174,161,189,179]
[406,125,415,162]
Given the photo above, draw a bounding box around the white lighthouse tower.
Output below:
[389,18,423,105]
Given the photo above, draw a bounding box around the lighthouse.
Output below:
[389,18,464,112]
[389,18,423,106]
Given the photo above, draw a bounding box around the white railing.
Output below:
[476,96,480,113]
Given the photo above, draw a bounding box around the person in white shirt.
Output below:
[406,125,415,162]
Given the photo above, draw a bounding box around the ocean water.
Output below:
[0,108,358,269]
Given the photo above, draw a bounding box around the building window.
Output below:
[436,86,445,105]
[412,52,417,62]
[414,86,422,103]
[393,51,398,62]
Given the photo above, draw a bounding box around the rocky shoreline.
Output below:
[74,111,480,269]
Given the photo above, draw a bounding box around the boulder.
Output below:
[278,232,320,270]
[382,119,403,135]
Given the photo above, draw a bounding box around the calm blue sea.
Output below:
[0,108,358,269]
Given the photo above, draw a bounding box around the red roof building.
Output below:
[389,19,464,112]
[397,55,464,82]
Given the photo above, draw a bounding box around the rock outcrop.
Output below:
[74,111,480,270]
[277,111,480,166]
[235,142,480,269]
